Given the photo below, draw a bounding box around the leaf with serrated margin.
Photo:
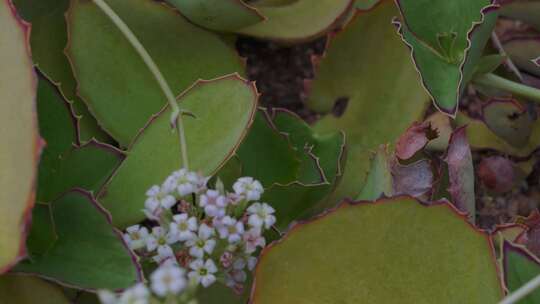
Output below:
[235,0,354,43]
[66,0,245,146]
[35,74,123,202]
[15,190,142,290]
[306,1,429,201]
[167,0,264,31]
[394,0,498,115]
[12,0,111,142]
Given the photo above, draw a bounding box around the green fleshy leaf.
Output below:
[246,109,346,229]
[66,0,244,146]
[355,0,380,9]
[482,98,534,148]
[38,141,124,203]
[12,0,111,142]
[456,112,540,157]
[0,2,40,273]
[235,0,353,42]
[504,37,540,78]
[252,198,502,303]
[98,76,258,228]
[306,1,429,201]
[196,278,252,304]
[167,0,264,31]
[503,242,540,304]
[357,145,393,201]
[15,190,141,290]
[0,274,70,304]
[500,0,540,31]
[271,109,344,185]
[36,75,123,202]
[236,111,301,186]
[395,0,497,114]
[473,54,507,78]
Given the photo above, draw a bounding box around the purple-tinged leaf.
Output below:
[395,121,436,160]
[392,159,434,199]
[445,127,475,222]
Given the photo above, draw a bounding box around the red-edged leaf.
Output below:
[0,0,42,273]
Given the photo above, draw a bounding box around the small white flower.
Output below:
[118,283,149,304]
[146,227,176,252]
[188,259,217,288]
[225,268,247,287]
[220,251,234,268]
[152,245,175,265]
[150,264,187,297]
[97,290,117,304]
[233,177,264,201]
[233,257,246,270]
[225,260,248,289]
[170,213,198,242]
[199,190,228,218]
[123,225,149,251]
[146,185,176,209]
[217,216,244,244]
[243,227,266,254]
[247,202,276,229]
[163,169,206,197]
[186,223,216,258]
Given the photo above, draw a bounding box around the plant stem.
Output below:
[92,0,189,169]
[498,273,540,304]
[474,73,540,104]
[491,32,523,82]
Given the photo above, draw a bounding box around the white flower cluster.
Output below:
[99,170,275,304]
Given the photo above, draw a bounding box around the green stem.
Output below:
[499,273,540,304]
[474,73,540,104]
[92,0,189,169]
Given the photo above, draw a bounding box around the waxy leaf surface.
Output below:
[67,0,244,145]
[252,197,502,303]
[236,0,353,42]
[167,0,263,31]
[15,190,141,290]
